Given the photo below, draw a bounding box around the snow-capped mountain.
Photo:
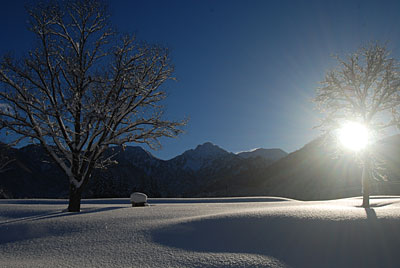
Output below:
[170,142,233,171]
[3,136,399,200]
[183,142,229,159]
[237,148,288,162]
[0,142,282,198]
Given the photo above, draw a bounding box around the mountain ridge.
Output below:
[0,142,286,198]
[237,148,288,161]
[1,136,399,199]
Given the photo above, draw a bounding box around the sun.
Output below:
[337,122,369,151]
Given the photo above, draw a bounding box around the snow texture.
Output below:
[1,196,400,267]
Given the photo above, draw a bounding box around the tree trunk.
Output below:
[361,160,370,208]
[68,184,83,212]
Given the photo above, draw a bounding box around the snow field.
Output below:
[1,196,400,267]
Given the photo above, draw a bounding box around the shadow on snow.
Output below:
[152,210,400,268]
[0,206,125,244]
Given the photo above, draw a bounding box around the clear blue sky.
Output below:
[1,0,400,159]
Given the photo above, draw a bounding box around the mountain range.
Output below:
[1,135,399,200]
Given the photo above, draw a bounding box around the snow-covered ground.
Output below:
[1,196,400,268]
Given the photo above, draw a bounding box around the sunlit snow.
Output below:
[1,197,400,267]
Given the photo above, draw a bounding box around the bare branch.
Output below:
[315,43,400,133]
[0,0,186,211]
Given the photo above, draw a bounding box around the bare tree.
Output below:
[0,0,186,211]
[315,43,400,207]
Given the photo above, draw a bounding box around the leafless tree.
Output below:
[0,0,186,211]
[315,43,400,207]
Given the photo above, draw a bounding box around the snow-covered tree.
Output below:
[315,43,400,207]
[0,0,186,211]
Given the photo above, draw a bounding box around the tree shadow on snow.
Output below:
[0,199,130,205]
[152,213,400,268]
[0,206,126,226]
[0,206,126,244]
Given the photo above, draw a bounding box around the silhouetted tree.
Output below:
[0,0,186,211]
[315,43,400,207]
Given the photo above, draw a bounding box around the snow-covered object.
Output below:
[130,192,147,206]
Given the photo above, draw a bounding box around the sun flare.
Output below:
[337,122,369,151]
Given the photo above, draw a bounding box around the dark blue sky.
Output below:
[1,0,400,159]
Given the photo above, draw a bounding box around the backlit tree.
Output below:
[315,43,400,207]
